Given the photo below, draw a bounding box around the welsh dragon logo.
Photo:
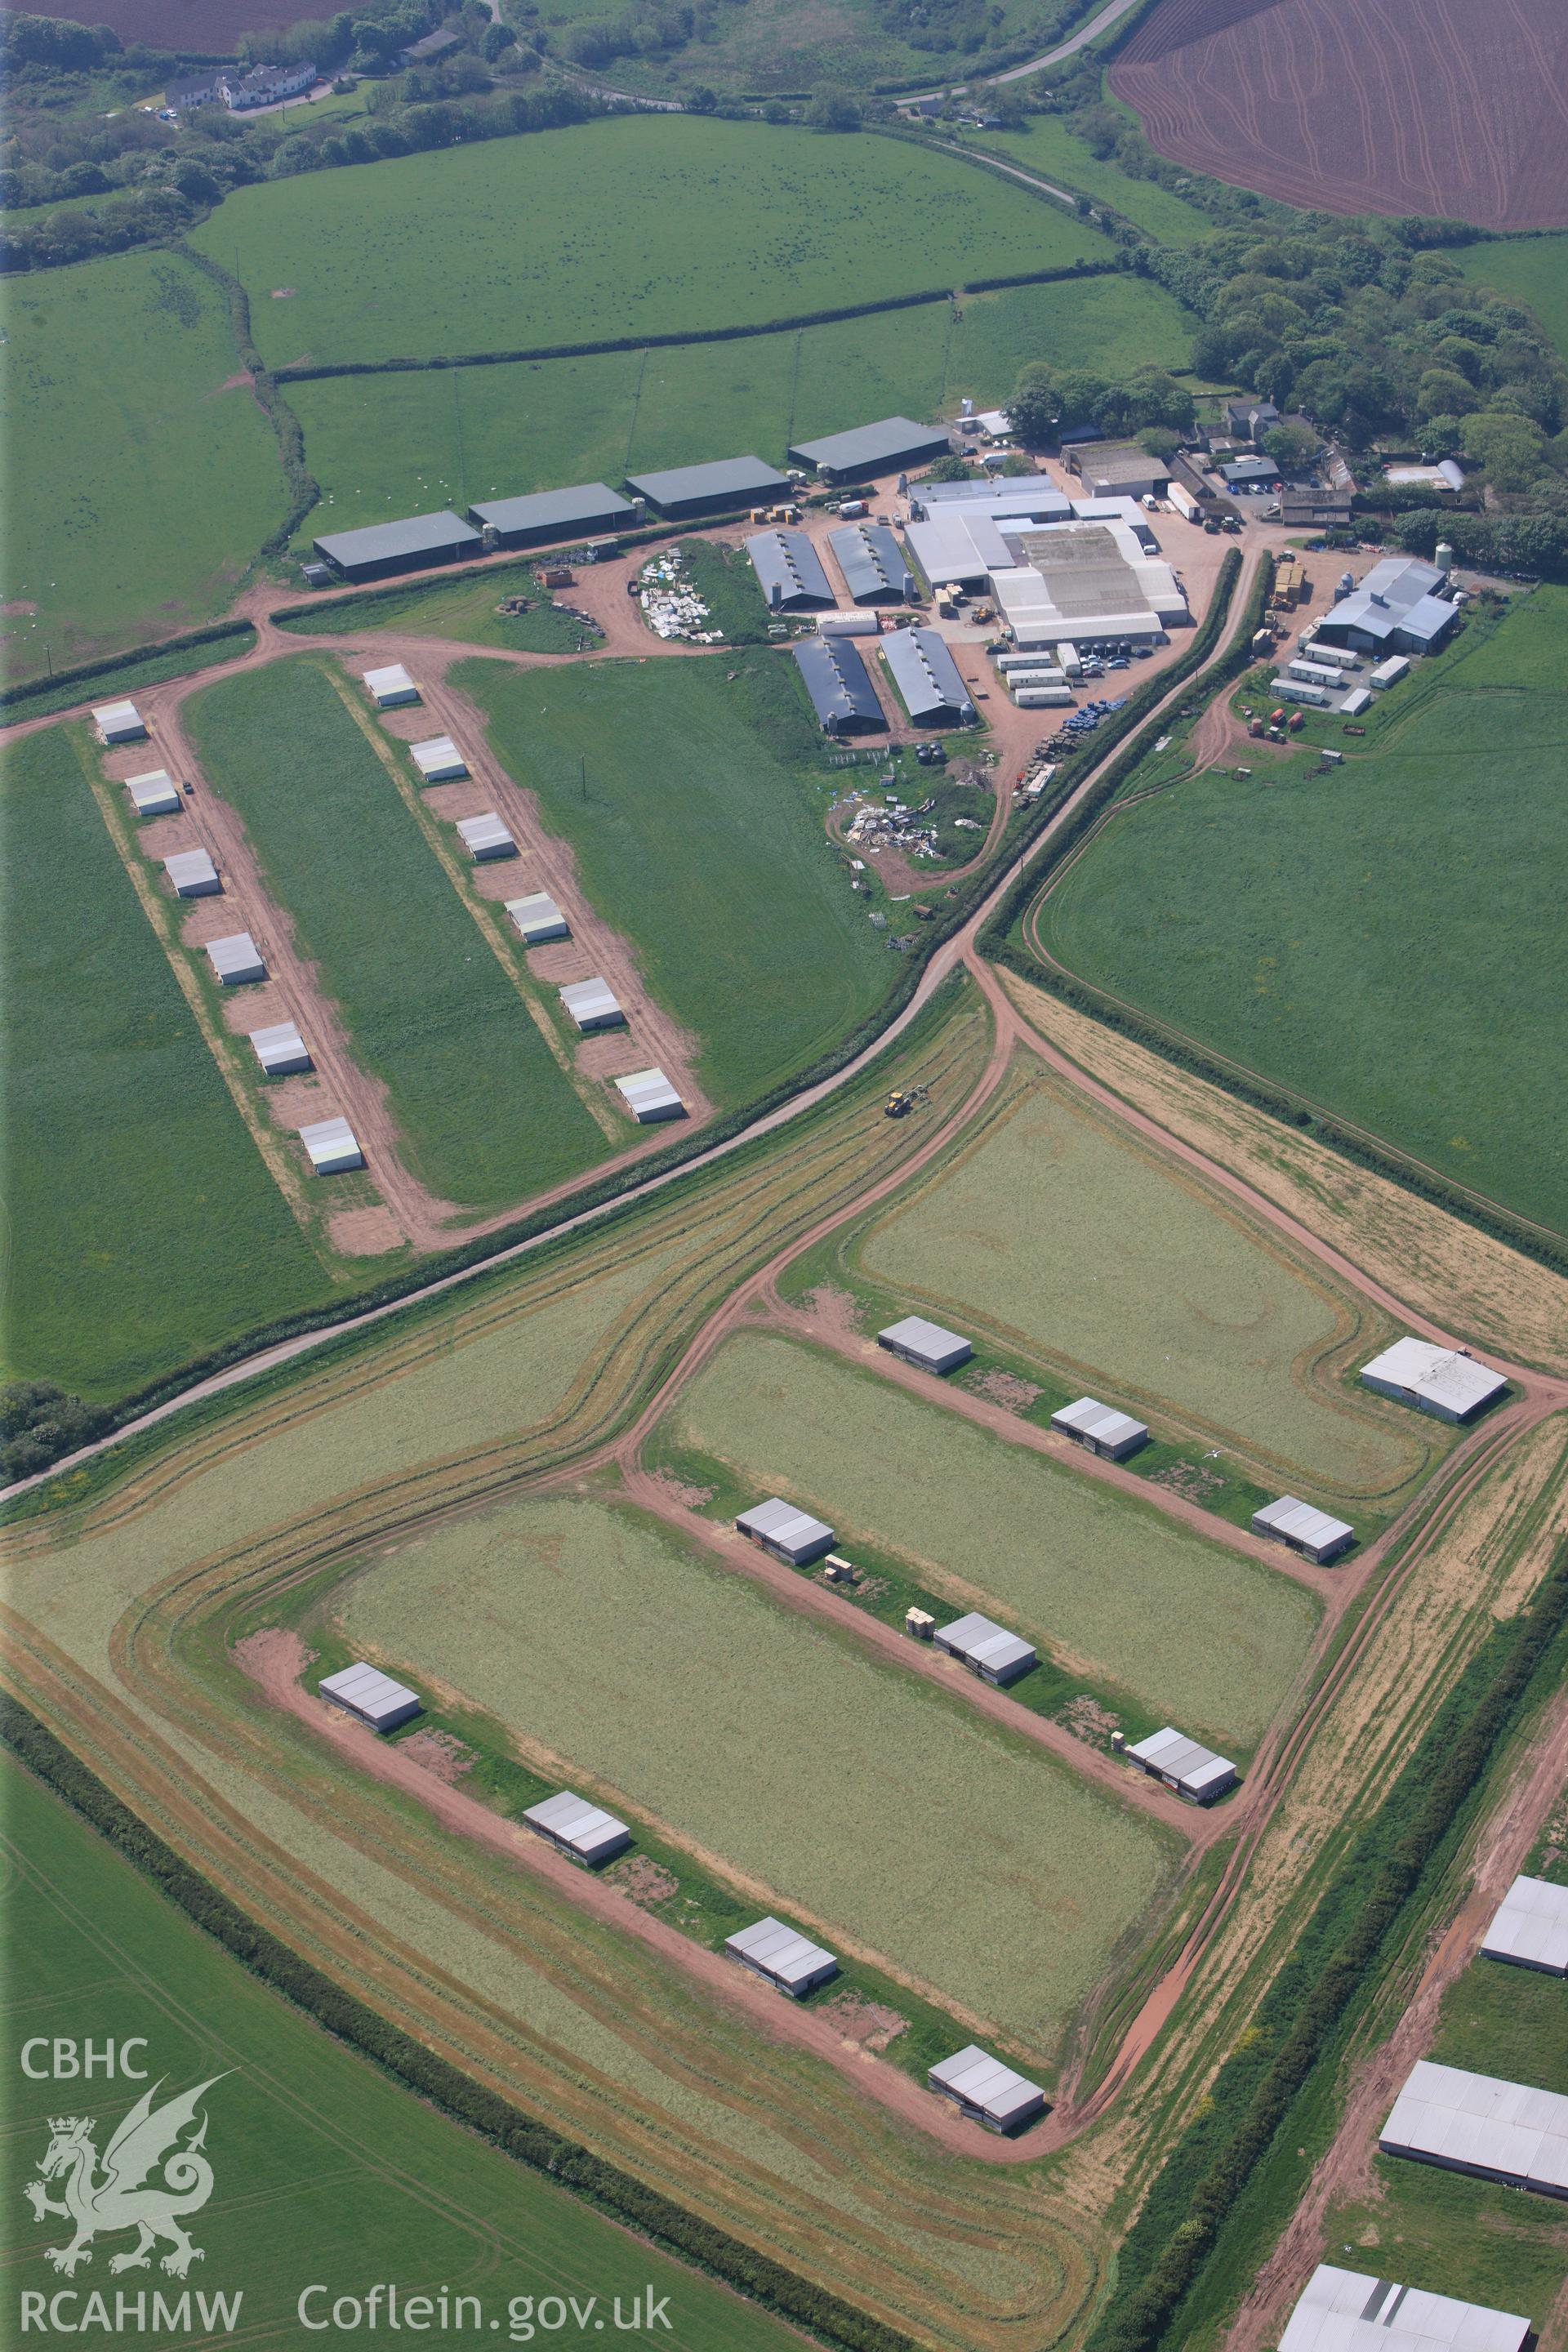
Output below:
[24,2076,225,2278]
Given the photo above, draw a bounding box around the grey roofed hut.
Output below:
[1126,1726,1235,1804]
[299,1116,364,1174]
[468,482,635,547]
[410,735,467,782]
[877,1316,973,1375]
[725,1917,840,1998]
[363,663,419,707]
[791,635,884,733]
[506,890,570,945]
[829,521,915,604]
[625,456,790,519]
[250,1020,312,1076]
[456,812,517,862]
[163,848,221,898]
[319,1661,422,1733]
[788,416,951,481]
[928,2046,1045,2135]
[1278,2265,1530,2352]
[127,769,182,817]
[735,1497,835,1566]
[1050,1396,1149,1462]
[559,976,624,1031]
[206,931,265,985]
[523,1790,631,1867]
[92,698,146,743]
[1379,2057,1568,2198]
[746,528,834,611]
[1481,1874,1568,1976]
[1252,1494,1354,1565]
[880,626,976,727]
[314,509,482,584]
[1360,1338,1507,1423]
[616,1066,685,1122]
[934,1610,1036,1686]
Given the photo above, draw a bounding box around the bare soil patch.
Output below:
[327,1205,404,1257]
[1060,1695,1122,1747]
[800,1283,865,1346]
[399,1726,474,1784]
[603,1854,680,1909]
[817,1989,908,2053]
[645,1467,715,1510]
[960,1366,1042,1414]
[1149,1459,1227,1506]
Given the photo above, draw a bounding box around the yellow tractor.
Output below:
[884,1085,930,1119]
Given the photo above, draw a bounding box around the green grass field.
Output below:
[456,653,895,1108]
[195,117,1112,372]
[341,1491,1176,2055]
[1457,234,1568,363]
[0,256,285,686]
[277,563,598,653]
[287,274,1194,545]
[858,1066,1426,1506]
[183,657,609,1211]
[1040,590,1568,1238]
[955,120,1215,243]
[663,1330,1319,1744]
[0,725,334,1401]
[0,1753,804,2349]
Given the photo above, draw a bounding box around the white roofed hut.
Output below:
[410,735,468,782]
[523,1790,631,1867]
[163,849,221,898]
[506,892,570,945]
[616,1067,685,1123]
[1278,2264,1530,2352]
[206,932,266,985]
[735,1497,835,1567]
[1252,1494,1354,1564]
[1379,2057,1568,2198]
[928,2046,1045,2135]
[876,1316,973,1375]
[1050,1396,1150,1462]
[298,1116,364,1174]
[1361,1338,1508,1423]
[559,976,624,1032]
[93,699,146,744]
[1481,1875,1568,1976]
[934,1610,1036,1687]
[725,1918,840,1998]
[1126,1726,1236,1805]
[319,1661,422,1733]
[363,663,419,707]
[456,813,517,862]
[127,770,181,817]
[250,1021,311,1076]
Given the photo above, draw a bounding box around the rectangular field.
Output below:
[341,1492,1176,2055]
[1458,234,1568,363]
[0,725,332,1400]
[456,653,894,1107]
[1040,589,1568,1239]
[858,1063,1428,1508]
[183,657,609,1211]
[664,1330,1320,1745]
[1,253,286,685]
[955,121,1215,243]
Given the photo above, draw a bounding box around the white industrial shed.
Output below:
[928,2046,1045,2134]
[93,698,146,743]
[206,931,266,984]
[320,1661,423,1732]
[559,976,624,1031]
[725,1917,840,1998]
[1278,2264,1530,2352]
[523,1790,631,1867]
[876,1316,973,1374]
[934,1611,1036,1687]
[1051,1397,1149,1461]
[1252,1494,1355,1564]
[507,891,570,944]
[164,849,221,898]
[363,663,418,706]
[735,1497,835,1566]
[1481,1874,1568,1976]
[456,812,516,862]
[250,1020,311,1076]
[127,769,181,817]
[1126,1726,1236,1804]
[616,1067,685,1122]
[1380,2058,1568,2196]
[410,735,467,782]
[298,1116,364,1174]
[1361,1339,1507,1423]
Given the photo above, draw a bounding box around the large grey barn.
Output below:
[788,416,951,481]
[468,482,635,548]
[880,626,975,727]
[314,510,483,584]
[1380,2058,1568,2198]
[1314,557,1459,657]
[746,528,834,610]
[624,456,789,518]
[791,635,884,733]
[829,521,915,604]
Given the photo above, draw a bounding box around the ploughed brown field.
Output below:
[51,0,301,42]
[1110,0,1568,232]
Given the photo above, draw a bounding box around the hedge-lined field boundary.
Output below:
[0,1699,914,2352]
[1,620,256,716]
[177,244,321,556]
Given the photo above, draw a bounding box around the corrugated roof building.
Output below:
[876,1316,973,1374]
[127,770,181,817]
[559,977,624,1032]
[1126,1727,1236,1804]
[791,635,884,733]
[880,626,975,726]
[456,813,517,862]
[206,932,265,985]
[524,1790,632,1866]
[928,2046,1045,2134]
[164,849,220,898]
[250,1020,311,1076]
[410,736,467,782]
[320,1662,422,1732]
[1252,1494,1355,1563]
[788,416,950,481]
[363,663,419,707]
[735,1497,835,1566]
[1380,2058,1568,2196]
[1050,1397,1150,1461]
[506,891,569,945]
[1361,1339,1507,1424]
[725,1917,840,1997]
[616,1067,685,1122]
[469,483,635,547]
[299,1116,363,1174]
[93,700,146,744]
[1481,1875,1568,1976]
[934,1611,1036,1687]
[625,457,790,517]
[316,510,482,583]
[1279,2264,1530,2352]
[746,528,834,610]
[829,521,915,604]
[1315,557,1459,656]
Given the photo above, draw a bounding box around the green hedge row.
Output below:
[0,620,256,715]
[177,244,321,555]
[1090,1539,1568,2352]
[0,1698,912,2352]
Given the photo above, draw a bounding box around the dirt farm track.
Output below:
[1111,0,1568,232]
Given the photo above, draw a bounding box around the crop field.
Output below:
[341,1491,1176,2054]
[1458,234,1568,364]
[456,653,894,1107]
[196,117,1112,372]
[955,119,1214,243]
[1040,589,1568,1239]
[0,1756,801,2350]
[287,274,1194,545]
[858,1062,1426,1508]
[0,725,333,1401]
[1,254,285,685]
[662,1330,1319,1743]
[183,657,609,1212]
[1109,0,1568,229]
